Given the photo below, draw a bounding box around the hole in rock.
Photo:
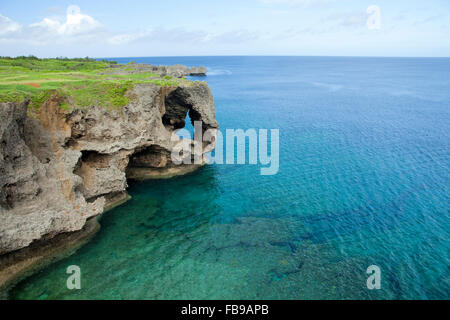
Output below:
[162,88,192,131]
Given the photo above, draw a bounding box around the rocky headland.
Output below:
[0,58,217,296]
[104,61,208,78]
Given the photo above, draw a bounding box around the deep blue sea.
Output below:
[11,56,450,299]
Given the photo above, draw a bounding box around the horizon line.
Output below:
[5,54,450,59]
[96,54,450,59]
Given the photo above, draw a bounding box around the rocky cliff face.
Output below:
[0,80,217,255]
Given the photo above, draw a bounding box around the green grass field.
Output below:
[0,56,184,113]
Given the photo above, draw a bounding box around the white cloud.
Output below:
[30,18,61,31]
[1,5,260,51]
[108,30,153,45]
[212,30,260,43]
[107,27,260,46]
[326,11,367,28]
[30,5,103,36]
[0,14,21,35]
[0,5,104,45]
[413,14,444,26]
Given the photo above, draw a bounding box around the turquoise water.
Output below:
[11,57,450,299]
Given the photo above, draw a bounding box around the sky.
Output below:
[1,0,449,58]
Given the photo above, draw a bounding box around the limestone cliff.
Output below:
[0,78,218,255]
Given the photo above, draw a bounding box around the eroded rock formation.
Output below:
[0,80,217,255]
[103,62,208,77]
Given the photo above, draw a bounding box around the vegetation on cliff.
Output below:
[0,56,184,113]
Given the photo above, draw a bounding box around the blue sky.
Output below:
[1,0,449,57]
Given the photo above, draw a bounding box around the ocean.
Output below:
[11,56,450,299]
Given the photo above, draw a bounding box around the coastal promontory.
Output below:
[0,57,217,293]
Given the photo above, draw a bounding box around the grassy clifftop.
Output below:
[0,56,184,113]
